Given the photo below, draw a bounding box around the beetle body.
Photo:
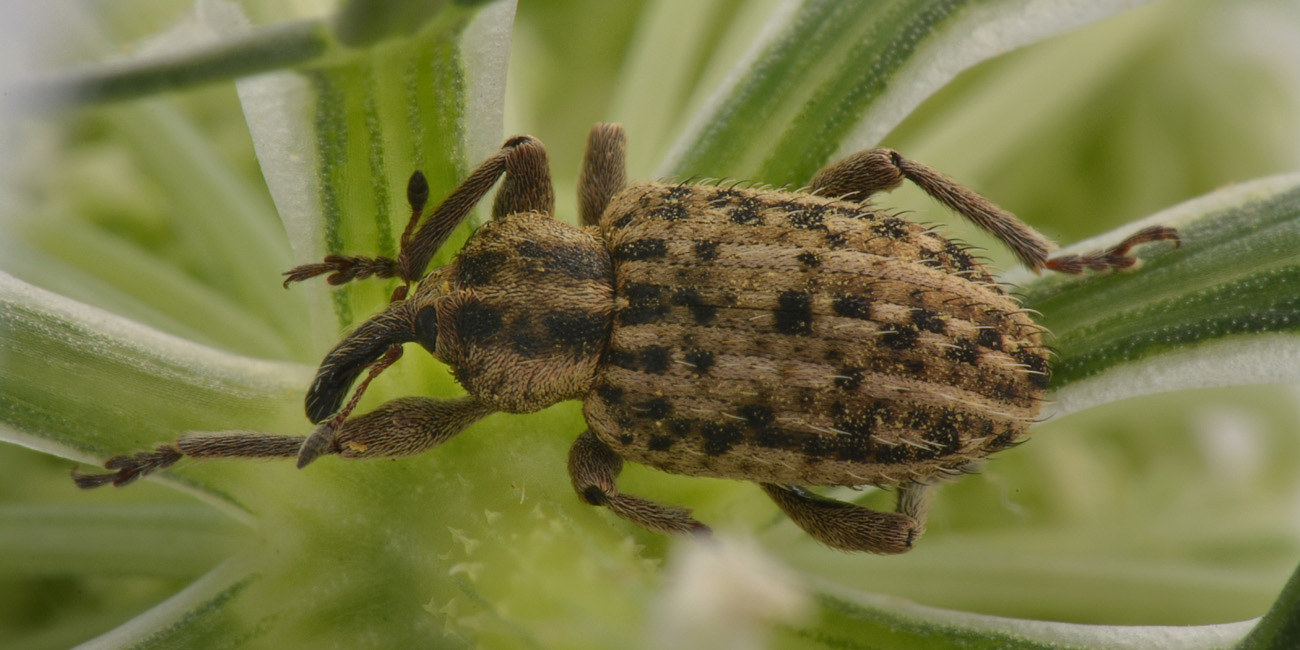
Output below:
[586,182,1046,487]
[75,125,1176,554]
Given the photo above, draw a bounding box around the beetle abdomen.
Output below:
[583,182,1049,487]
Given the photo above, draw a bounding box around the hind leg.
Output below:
[567,429,709,536]
[760,481,935,554]
[809,149,1178,272]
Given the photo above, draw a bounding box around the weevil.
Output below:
[74,124,1178,553]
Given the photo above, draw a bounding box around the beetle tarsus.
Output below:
[71,443,182,489]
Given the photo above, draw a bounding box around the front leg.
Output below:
[73,396,493,488]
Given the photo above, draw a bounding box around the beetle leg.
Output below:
[578,123,628,227]
[284,135,555,289]
[809,149,1180,273]
[71,396,493,488]
[1042,225,1181,273]
[809,149,1055,271]
[568,429,711,536]
[759,482,933,554]
[491,135,556,220]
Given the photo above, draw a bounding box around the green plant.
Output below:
[2,0,1298,648]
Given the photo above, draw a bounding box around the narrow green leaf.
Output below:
[73,560,257,650]
[239,0,515,344]
[661,0,1151,184]
[1009,174,1300,415]
[0,504,246,578]
[0,271,307,507]
[18,20,332,111]
[791,579,1256,650]
[1237,559,1300,650]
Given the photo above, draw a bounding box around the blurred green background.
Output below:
[2,0,1299,647]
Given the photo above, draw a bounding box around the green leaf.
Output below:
[0,270,306,507]
[659,0,1153,185]
[1238,559,1300,650]
[1013,173,1300,416]
[3,1,1299,648]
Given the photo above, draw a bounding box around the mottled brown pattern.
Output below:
[433,211,614,413]
[586,182,1047,486]
[77,125,1178,555]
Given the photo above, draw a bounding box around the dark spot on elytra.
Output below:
[619,306,666,326]
[456,249,506,286]
[833,367,864,390]
[911,308,945,334]
[648,435,675,451]
[946,241,977,271]
[671,288,717,325]
[774,290,814,335]
[595,383,624,404]
[667,185,693,200]
[904,409,933,430]
[987,428,1019,451]
[456,301,502,343]
[619,283,667,326]
[543,310,607,353]
[608,348,638,370]
[683,347,715,374]
[638,397,673,420]
[947,338,980,365]
[832,294,873,320]
[925,411,964,456]
[625,283,663,304]
[1013,348,1052,389]
[640,345,671,374]
[700,421,743,455]
[694,240,720,261]
[738,404,774,429]
[786,204,827,230]
[612,213,635,229]
[667,419,692,437]
[993,380,1022,403]
[796,251,821,268]
[729,197,765,225]
[902,359,926,376]
[612,238,668,261]
[878,323,919,350]
[708,188,742,207]
[975,328,1003,351]
[618,433,635,445]
[874,217,911,239]
[875,441,912,464]
[651,203,689,221]
[801,435,832,457]
[824,230,847,248]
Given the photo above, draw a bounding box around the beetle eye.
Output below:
[414,306,438,353]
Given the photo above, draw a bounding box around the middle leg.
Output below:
[568,429,709,536]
